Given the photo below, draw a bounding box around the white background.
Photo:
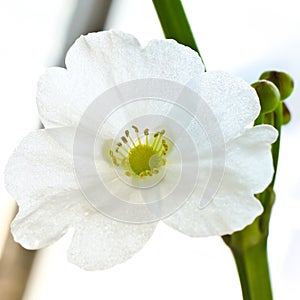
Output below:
[0,0,300,299]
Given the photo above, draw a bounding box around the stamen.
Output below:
[153,168,159,174]
[152,131,160,149]
[115,148,127,158]
[153,130,164,151]
[125,129,136,147]
[145,170,152,176]
[144,128,149,145]
[132,125,141,145]
[112,157,119,166]
[158,139,168,154]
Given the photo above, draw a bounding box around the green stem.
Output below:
[152,0,206,70]
[270,102,282,187]
[230,240,273,300]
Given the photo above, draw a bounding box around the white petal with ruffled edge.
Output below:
[189,71,261,142]
[37,30,204,128]
[164,125,278,236]
[68,213,156,270]
[11,190,84,249]
[4,128,82,247]
[224,125,278,193]
[5,128,77,207]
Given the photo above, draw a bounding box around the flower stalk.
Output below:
[270,102,282,187]
[223,187,275,300]
[225,238,273,300]
[152,0,206,70]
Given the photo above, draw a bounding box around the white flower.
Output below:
[5,30,277,270]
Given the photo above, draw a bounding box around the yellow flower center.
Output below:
[109,125,168,178]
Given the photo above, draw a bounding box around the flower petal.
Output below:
[190,71,261,141]
[4,128,94,248]
[4,128,77,207]
[66,30,204,86]
[68,213,157,270]
[37,30,204,128]
[164,125,277,236]
[225,125,278,193]
[11,190,85,249]
[37,67,75,128]
[164,192,262,237]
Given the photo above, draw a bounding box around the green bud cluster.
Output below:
[252,70,294,126]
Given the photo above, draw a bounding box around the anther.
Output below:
[153,168,159,174]
[121,136,128,144]
[112,157,119,166]
[132,125,139,133]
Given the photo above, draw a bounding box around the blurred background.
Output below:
[0,0,299,299]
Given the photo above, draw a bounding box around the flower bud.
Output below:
[282,102,291,125]
[259,71,294,100]
[251,80,280,113]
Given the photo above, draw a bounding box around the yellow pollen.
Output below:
[110,125,169,178]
